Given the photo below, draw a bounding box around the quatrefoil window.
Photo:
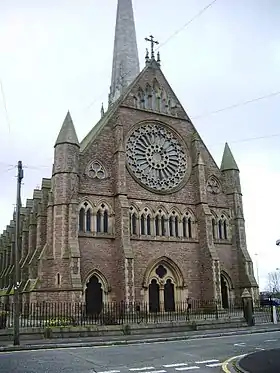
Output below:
[156,265,167,279]
[86,161,107,180]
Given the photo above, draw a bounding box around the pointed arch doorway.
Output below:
[85,275,103,315]
[220,272,233,309]
[144,257,185,313]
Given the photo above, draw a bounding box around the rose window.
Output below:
[126,123,188,192]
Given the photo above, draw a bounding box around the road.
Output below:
[0,331,280,373]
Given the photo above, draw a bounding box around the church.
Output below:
[0,0,258,313]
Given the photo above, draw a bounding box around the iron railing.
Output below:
[0,300,245,329]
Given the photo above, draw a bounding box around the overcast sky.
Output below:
[0,0,279,290]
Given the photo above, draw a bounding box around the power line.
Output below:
[84,0,219,112]
[0,79,11,133]
[156,0,218,51]
[192,90,280,120]
[1,130,279,174]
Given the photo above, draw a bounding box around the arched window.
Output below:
[218,220,223,239]
[161,216,165,236]
[131,213,137,235]
[95,202,112,234]
[96,210,102,233]
[175,216,179,237]
[103,210,108,233]
[147,215,151,235]
[182,216,187,238]
[86,209,91,232]
[182,211,195,239]
[129,206,138,236]
[140,214,145,235]
[169,216,173,236]
[217,214,229,240]
[212,218,216,239]
[188,218,192,238]
[79,202,93,233]
[79,208,85,232]
[223,220,227,239]
[155,215,160,236]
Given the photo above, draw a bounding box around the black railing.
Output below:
[0,300,246,329]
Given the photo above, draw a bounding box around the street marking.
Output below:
[163,364,188,368]
[234,343,246,346]
[255,347,265,350]
[129,368,155,371]
[175,367,199,371]
[264,339,277,342]
[141,371,166,373]
[98,371,120,373]
[195,360,219,364]
[222,354,246,373]
[206,363,223,367]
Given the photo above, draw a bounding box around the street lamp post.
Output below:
[254,253,260,286]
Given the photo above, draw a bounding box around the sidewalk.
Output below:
[1,324,280,352]
[236,348,280,373]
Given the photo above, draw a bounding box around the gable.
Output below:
[119,61,223,178]
[80,60,225,192]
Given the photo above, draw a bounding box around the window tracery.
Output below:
[86,160,107,180]
[126,122,188,193]
[140,207,153,236]
[79,202,93,232]
[182,211,194,239]
[129,206,138,235]
[207,176,221,194]
[96,203,110,233]
[133,79,178,116]
[212,211,230,241]
[78,201,113,235]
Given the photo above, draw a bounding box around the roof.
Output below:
[220,142,239,171]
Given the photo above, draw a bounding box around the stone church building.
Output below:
[0,0,258,312]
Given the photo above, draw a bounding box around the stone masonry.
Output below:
[0,0,258,309]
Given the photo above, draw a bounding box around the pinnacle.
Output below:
[55,111,80,147]
[220,142,239,171]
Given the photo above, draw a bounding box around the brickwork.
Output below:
[0,3,259,308]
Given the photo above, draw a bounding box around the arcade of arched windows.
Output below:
[211,212,230,241]
[133,79,178,116]
[78,201,113,235]
[129,207,196,240]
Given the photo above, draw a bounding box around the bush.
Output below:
[45,317,75,327]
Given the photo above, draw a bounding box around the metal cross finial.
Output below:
[145,35,159,59]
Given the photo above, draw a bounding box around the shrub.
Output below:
[45,317,75,327]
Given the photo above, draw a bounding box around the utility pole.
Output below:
[13,160,23,346]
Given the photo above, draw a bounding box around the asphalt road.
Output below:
[1,331,280,373]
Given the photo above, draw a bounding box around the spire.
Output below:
[55,111,79,147]
[109,0,140,105]
[220,143,239,171]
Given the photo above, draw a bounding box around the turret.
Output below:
[220,142,258,298]
[53,111,80,206]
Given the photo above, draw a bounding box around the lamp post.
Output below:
[254,253,260,286]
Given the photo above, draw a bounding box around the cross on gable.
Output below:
[145,35,159,59]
